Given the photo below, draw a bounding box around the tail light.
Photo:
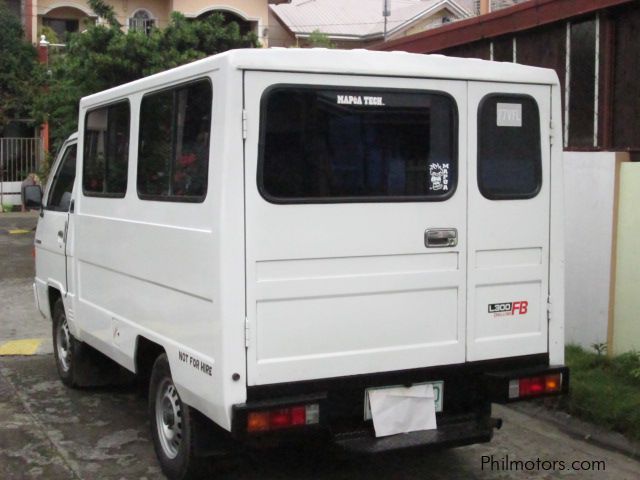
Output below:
[247,403,320,433]
[509,373,563,399]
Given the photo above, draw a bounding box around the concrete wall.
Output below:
[563,151,626,349]
[267,7,293,47]
[612,162,640,354]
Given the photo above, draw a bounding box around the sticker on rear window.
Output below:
[336,94,385,106]
[497,103,522,127]
[429,163,450,192]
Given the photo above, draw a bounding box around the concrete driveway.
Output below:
[0,212,51,354]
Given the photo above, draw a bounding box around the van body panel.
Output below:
[243,71,469,386]
[466,82,551,361]
[548,84,566,366]
[71,69,247,429]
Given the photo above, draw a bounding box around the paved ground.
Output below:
[0,212,52,354]
[2,355,640,480]
[1,212,639,479]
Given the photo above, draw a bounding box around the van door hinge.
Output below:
[549,120,554,146]
[546,295,552,323]
[242,109,248,140]
[244,317,250,348]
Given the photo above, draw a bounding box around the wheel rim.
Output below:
[56,316,72,372]
[155,378,183,459]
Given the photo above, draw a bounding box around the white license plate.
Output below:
[364,381,444,420]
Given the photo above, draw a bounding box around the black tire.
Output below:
[149,354,206,480]
[52,298,82,388]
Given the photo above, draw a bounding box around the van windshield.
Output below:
[259,87,457,203]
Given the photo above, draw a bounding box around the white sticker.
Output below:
[336,95,385,106]
[429,163,449,192]
[497,103,522,127]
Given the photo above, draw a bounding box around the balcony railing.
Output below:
[129,18,156,35]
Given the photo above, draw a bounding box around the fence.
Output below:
[0,137,44,182]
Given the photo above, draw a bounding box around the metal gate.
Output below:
[0,137,44,207]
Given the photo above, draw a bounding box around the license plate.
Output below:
[364,381,444,420]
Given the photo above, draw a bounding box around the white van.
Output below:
[34,49,568,479]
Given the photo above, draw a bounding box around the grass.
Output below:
[557,345,640,441]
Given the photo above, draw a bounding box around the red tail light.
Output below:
[247,403,319,433]
[509,373,563,399]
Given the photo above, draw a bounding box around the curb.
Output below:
[507,402,640,460]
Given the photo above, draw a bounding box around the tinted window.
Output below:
[568,18,596,148]
[137,79,212,202]
[83,102,130,197]
[47,144,77,211]
[477,95,541,199]
[259,87,457,203]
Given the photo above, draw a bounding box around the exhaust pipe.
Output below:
[490,417,503,430]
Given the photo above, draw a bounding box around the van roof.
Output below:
[81,48,559,107]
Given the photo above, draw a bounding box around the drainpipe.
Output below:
[24,0,33,43]
[38,35,50,155]
[1,140,4,212]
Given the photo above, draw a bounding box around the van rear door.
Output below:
[466,83,551,361]
[243,71,468,386]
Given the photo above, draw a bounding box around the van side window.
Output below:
[259,87,457,203]
[477,95,542,199]
[47,144,77,212]
[137,79,212,202]
[83,101,130,197]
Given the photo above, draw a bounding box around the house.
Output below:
[375,0,640,355]
[13,0,271,45]
[269,0,473,48]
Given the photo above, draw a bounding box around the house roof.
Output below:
[373,0,634,52]
[270,0,472,41]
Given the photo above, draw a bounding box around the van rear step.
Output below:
[333,416,500,454]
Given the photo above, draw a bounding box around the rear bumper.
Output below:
[333,415,497,454]
[231,355,567,452]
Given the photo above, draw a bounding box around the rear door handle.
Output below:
[425,228,457,248]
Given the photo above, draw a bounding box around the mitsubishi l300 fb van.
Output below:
[34,49,568,479]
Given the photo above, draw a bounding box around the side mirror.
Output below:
[23,185,43,209]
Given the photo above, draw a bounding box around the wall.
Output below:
[267,7,293,47]
[33,0,269,43]
[392,9,457,39]
[612,162,640,353]
[563,152,624,349]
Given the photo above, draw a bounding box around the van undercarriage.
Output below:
[232,354,568,452]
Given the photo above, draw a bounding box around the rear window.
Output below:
[259,86,458,203]
[477,94,542,200]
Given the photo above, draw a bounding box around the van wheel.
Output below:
[149,354,206,480]
[52,298,81,388]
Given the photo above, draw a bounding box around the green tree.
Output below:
[307,29,335,48]
[0,1,42,131]
[35,0,258,150]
